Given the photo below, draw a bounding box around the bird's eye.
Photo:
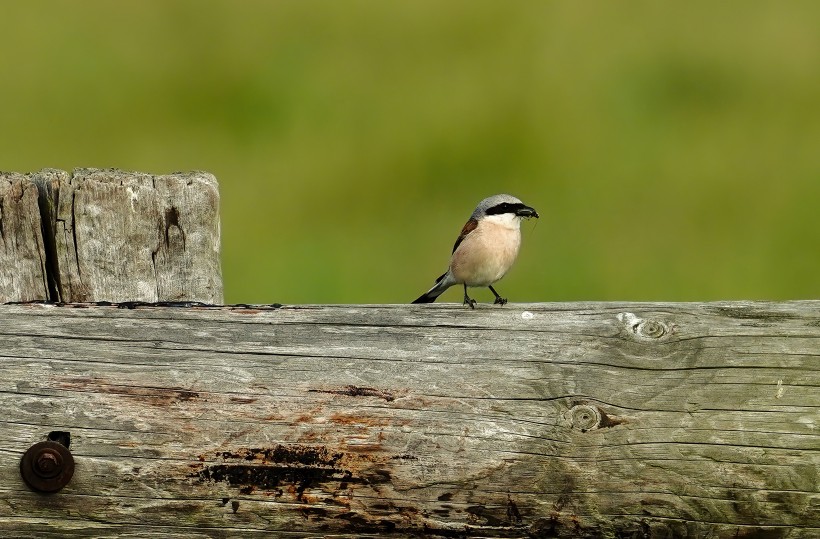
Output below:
[486,202,518,215]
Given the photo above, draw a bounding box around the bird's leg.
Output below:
[463,284,477,309]
[489,285,507,305]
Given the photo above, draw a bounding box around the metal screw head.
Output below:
[20,441,75,493]
[35,451,62,477]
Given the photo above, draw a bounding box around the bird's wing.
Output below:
[452,218,478,254]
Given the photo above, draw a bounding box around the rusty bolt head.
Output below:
[35,451,62,477]
[20,441,75,493]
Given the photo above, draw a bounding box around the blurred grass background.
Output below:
[2,1,818,304]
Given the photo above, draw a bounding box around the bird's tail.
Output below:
[411,272,452,304]
[411,288,442,304]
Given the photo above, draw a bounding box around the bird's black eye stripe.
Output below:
[485,202,527,215]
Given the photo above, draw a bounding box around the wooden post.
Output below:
[34,168,223,304]
[0,173,49,302]
[0,301,817,538]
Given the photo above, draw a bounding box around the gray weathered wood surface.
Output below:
[0,173,49,302]
[34,168,223,304]
[1,301,818,538]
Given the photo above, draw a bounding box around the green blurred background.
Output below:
[3,1,818,304]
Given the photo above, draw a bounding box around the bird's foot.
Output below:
[462,284,477,309]
[488,285,507,306]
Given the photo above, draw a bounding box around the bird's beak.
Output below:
[516,205,539,219]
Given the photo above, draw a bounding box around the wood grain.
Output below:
[0,302,818,538]
[33,168,223,303]
[0,173,49,302]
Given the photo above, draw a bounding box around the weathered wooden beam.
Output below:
[1,301,817,538]
[34,168,223,303]
[0,173,49,302]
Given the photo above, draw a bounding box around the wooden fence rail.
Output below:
[1,301,818,538]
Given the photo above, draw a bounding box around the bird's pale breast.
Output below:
[449,220,521,286]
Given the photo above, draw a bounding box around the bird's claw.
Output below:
[494,296,508,306]
[463,297,477,309]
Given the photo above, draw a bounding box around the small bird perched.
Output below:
[412,194,539,308]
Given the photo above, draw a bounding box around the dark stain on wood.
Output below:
[328,411,393,427]
[196,463,354,498]
[712,306,798,323]
[507,496,522,524]
[56,376,199,406]
[192,444,396,501]
[163,206,184,249]
[310,385,396,402]
[598,408,626,429]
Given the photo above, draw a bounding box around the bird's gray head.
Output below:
[471,194,539,221]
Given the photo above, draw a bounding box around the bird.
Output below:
[412,194,539,308]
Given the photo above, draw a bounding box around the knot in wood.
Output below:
[637,319,667,339]
[617,312,671,340]
[567,404,601,432]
